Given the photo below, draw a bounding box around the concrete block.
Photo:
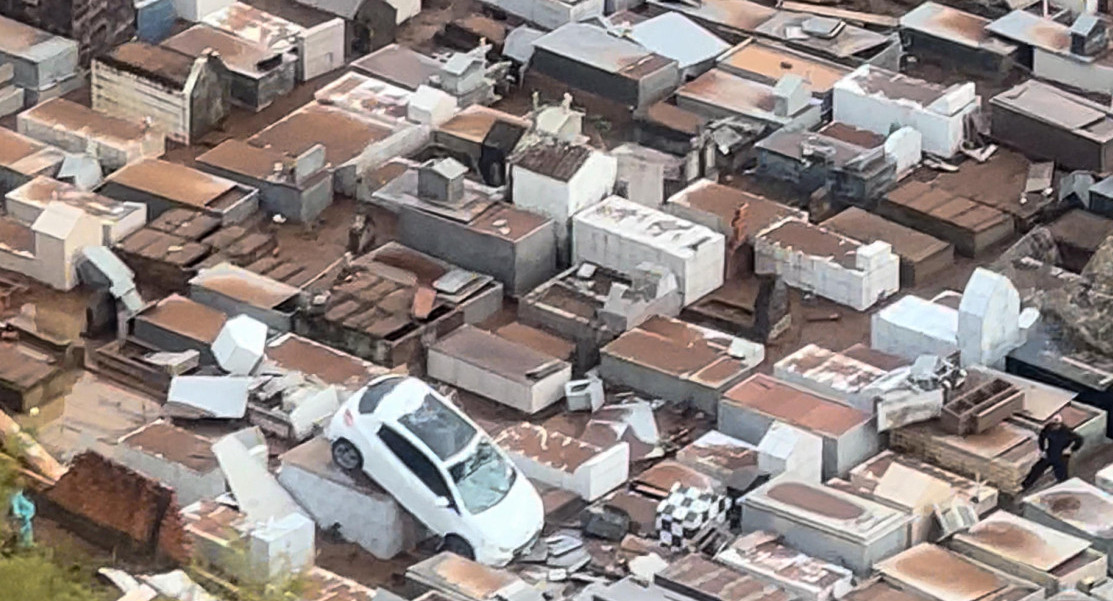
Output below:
[212,314,267,375]
[1097,463,1113,495]
[408,85,457,126]
[885,127,922,178]
[757,422,823,483]
[565,377,604,412]
[427,325,571,415]
[0,86,24,118]
[958,268,1022,368]
[214,429,304,523]
[183,500,315,585]
[277,438,419,559]
[495,422,629,501]
[113,421,227,506]
[166,375,251,419]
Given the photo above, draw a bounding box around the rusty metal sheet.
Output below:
[958,510,1090,572]
[876,544,1004,601]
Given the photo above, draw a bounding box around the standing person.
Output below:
[1022,414,1083,489]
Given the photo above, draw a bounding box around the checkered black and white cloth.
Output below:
[655,484,731,549]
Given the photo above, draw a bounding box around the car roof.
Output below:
[356,375,483,463]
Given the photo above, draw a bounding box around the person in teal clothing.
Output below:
[9,490,35,547]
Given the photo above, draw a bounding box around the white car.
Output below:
[326,375,544,566]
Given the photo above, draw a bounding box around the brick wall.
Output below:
[46,452,190,562]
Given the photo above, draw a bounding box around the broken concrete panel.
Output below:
[212,314,268,375]
[213,429,304,523]
[591,401,659,446]
[276,438,420,559]
[228,426,268,468]
[757,422,823,483]
[714,532,854,601]
[883,127,922,180]
[183,499,315,585]
[565,378,604,412]
[287,385,340,440]
[876,388,944,432]
[141,571,221,601]
[246,512,316,583]
[165,375,251,419]
[495,422,629,501]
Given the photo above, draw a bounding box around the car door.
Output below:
[377,425,463,536]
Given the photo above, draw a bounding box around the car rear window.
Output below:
[398,394,476,460]
[358,378,403,414]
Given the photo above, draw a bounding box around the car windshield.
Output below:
[398,394,476,460]
[449,442,516,514]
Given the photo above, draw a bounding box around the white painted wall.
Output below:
[957,268,1022,369]
[6,193,146,246]
[427,345,570,414]
[92,61,192,144]
[300,19,346,81]
[1034,49,1113,98]
[572,196,725,305]
[277,453,418,559]
[512,149,616,260]
[833,68,978,158]
[870,295,959,361]
[175,0,232,22]
[497,425,629,501]
[754,236,899,311]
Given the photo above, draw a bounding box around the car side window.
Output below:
[379,426,453,501]
[358,379,402,414]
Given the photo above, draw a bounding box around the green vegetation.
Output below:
[0,448,109,601]
[0,440,313,601]
[0,548,113,601]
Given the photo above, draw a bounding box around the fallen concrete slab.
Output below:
[212,429,304,523]
[165,375,251,419]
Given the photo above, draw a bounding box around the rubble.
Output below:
[165,375,251,419]
[5,0,1113,594]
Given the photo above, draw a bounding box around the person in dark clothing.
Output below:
[1022,414,1084,489]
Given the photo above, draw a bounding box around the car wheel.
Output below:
[331,438,363,471]
[442,535,475,560]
